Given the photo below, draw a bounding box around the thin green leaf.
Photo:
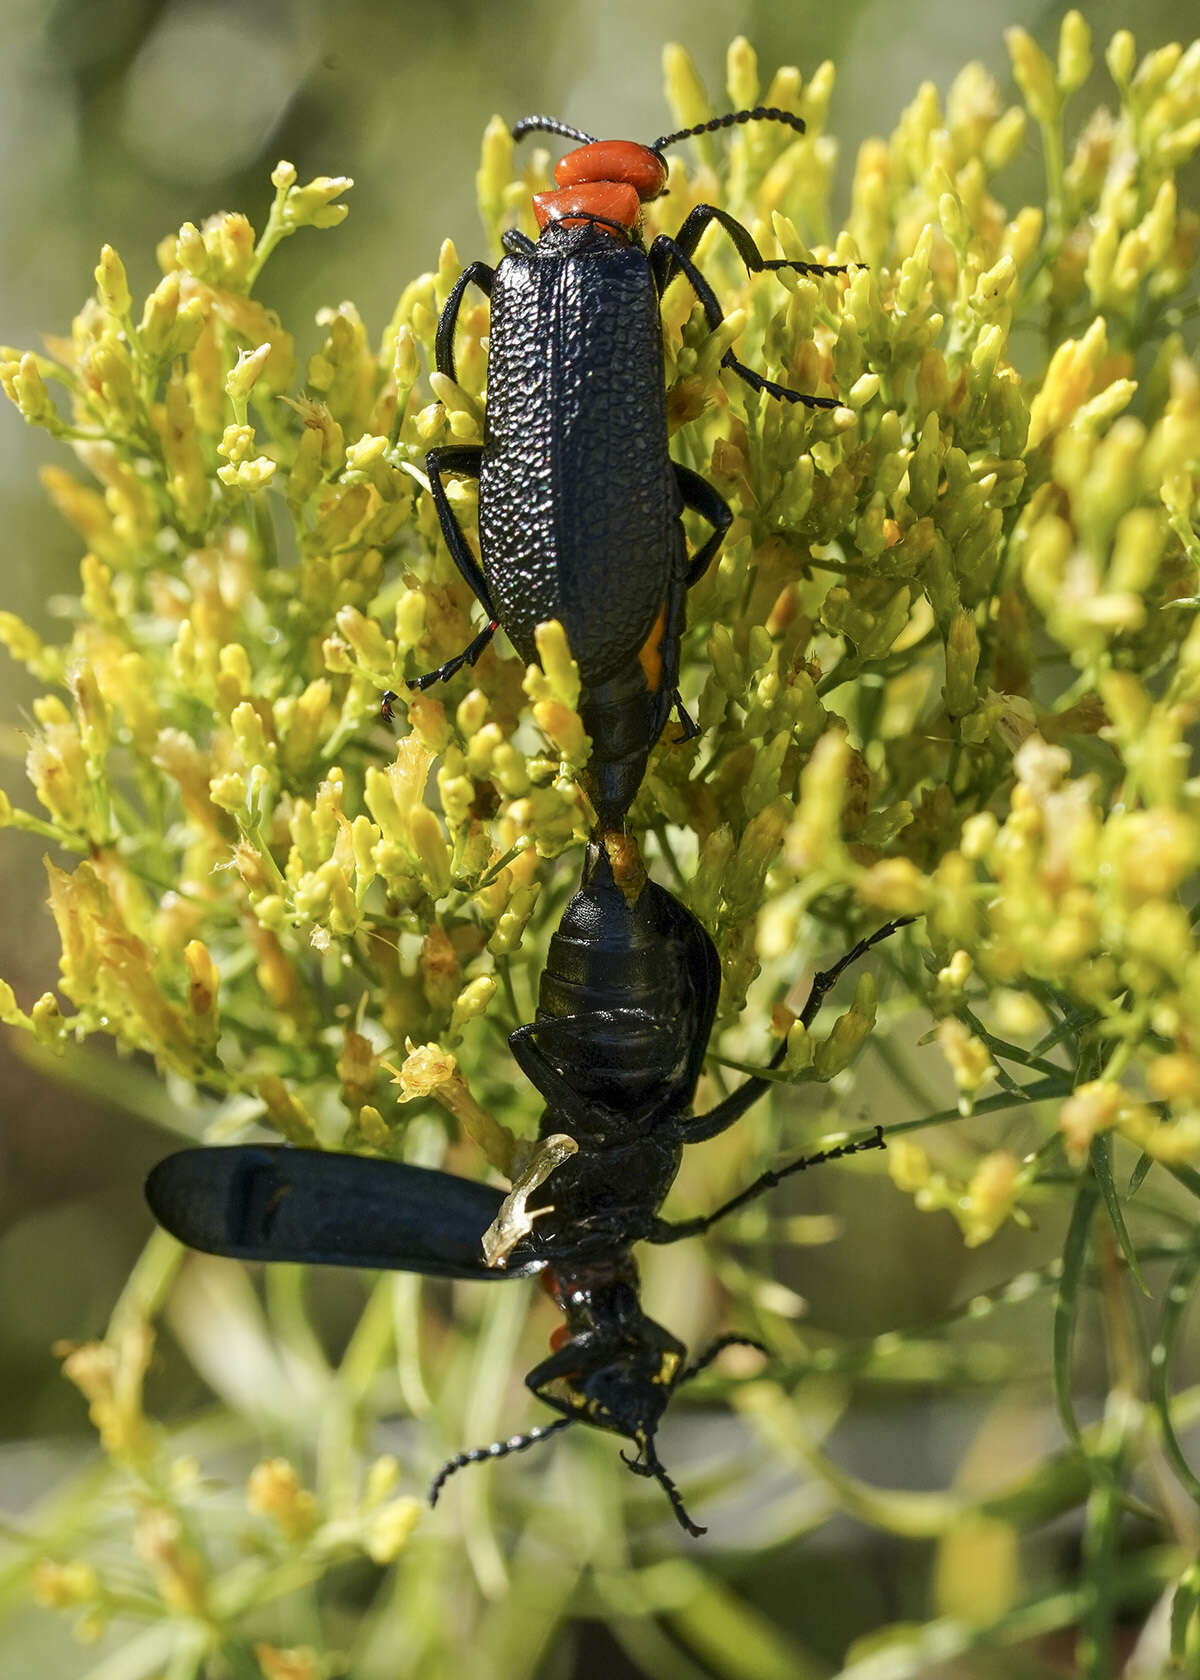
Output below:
[1151,1244,1200,1507]
[1128,1151,1154,1197]
[1168,1162,1200,1204]
[1090,1136,1149,1294]
[1079,1396,1137,1680]
[1053,1177,1101,1449]
[1171,1559,1200,1662]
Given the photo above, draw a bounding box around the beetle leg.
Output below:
[673,463,732,589]
[507,1021,606,1130]
[649,233,839,411]
[426,445,492,604]
[526,1332,606,1395]
[407,618,499,692]
[410,445,503,690]
[647,1124,887,1243]
[435,261,495,383]
[676,916,915,1147]
[666,203,851,284]
[671,693,700,741]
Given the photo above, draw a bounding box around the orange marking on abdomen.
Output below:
[638,603,668,690]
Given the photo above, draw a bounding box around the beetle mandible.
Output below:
[396,106,851,828]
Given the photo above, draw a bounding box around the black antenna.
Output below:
[650,106,807,154]
[511,115,598,146]
[428,1416,574,1506]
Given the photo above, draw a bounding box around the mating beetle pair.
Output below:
[149,106,897,1536]
[393,105,849,826]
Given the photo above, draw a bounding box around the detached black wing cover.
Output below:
[146,1146,545,1281]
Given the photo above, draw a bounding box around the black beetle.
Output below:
[395,106,850,827]
[147,839,908,1535]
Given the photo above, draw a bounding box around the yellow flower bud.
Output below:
[364,1497,422,1564]
[1007,27,1060,127]
[528,619,582,710]
[225,342,273,409]
[32,1558,100,1609]
[449,975,497,1034]
[258,1077,319,1145]
[184,940,219,1029]
[962,1151,1021,1246]
[136,1505,208,1617]
[1105,29,1135,86]
[1059,1080,1122,1162]
[937,1018,996,1102]
[814,974,877,1079]
[94,245,131,318]
[1057,11,1092,94]
[247,1458,318,1542]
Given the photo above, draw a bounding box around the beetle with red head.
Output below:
[396,106,851,829]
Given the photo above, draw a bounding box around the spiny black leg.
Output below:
[407,618,499,692]
[412,444,503,691]
[631,1442,706,1537]
[674,462,732,588]
[675,916,916,1147]
[435,262,495,383]
[509,1016,637,1132]
[429,1416,574,1507]
[667,203,851,284]
[425,445,491,609]
[649,233,725,328]
[650,1124,887,1244]
[794,916,918,1033]
[724,354,839,410]
[649,233,840,411]
[677,1335,768,1383]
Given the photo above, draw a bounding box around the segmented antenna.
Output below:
[650,106,807,154]
[510,115,598,145]
[678,1334,768,1385]
[428,1416,574,1506]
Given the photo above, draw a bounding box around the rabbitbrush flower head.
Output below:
[2,20,1200,1677]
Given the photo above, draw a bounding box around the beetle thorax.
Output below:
[532,137,668,238]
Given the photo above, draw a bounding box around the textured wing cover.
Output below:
[146,1146,543,1279]
[480,247,682,686]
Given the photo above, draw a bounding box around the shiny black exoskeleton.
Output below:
[146,839,907,1535]
[398,107,849,827]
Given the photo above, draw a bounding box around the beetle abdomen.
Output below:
[480,244,682,687]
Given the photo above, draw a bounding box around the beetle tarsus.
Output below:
[720,349,839,410]
[672,692,700,742]
[407,619,499,691]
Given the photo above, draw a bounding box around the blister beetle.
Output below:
[147,838,909,1535]
[397,106,850,827]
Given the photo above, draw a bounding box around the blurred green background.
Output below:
[0,0,1193,1674]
